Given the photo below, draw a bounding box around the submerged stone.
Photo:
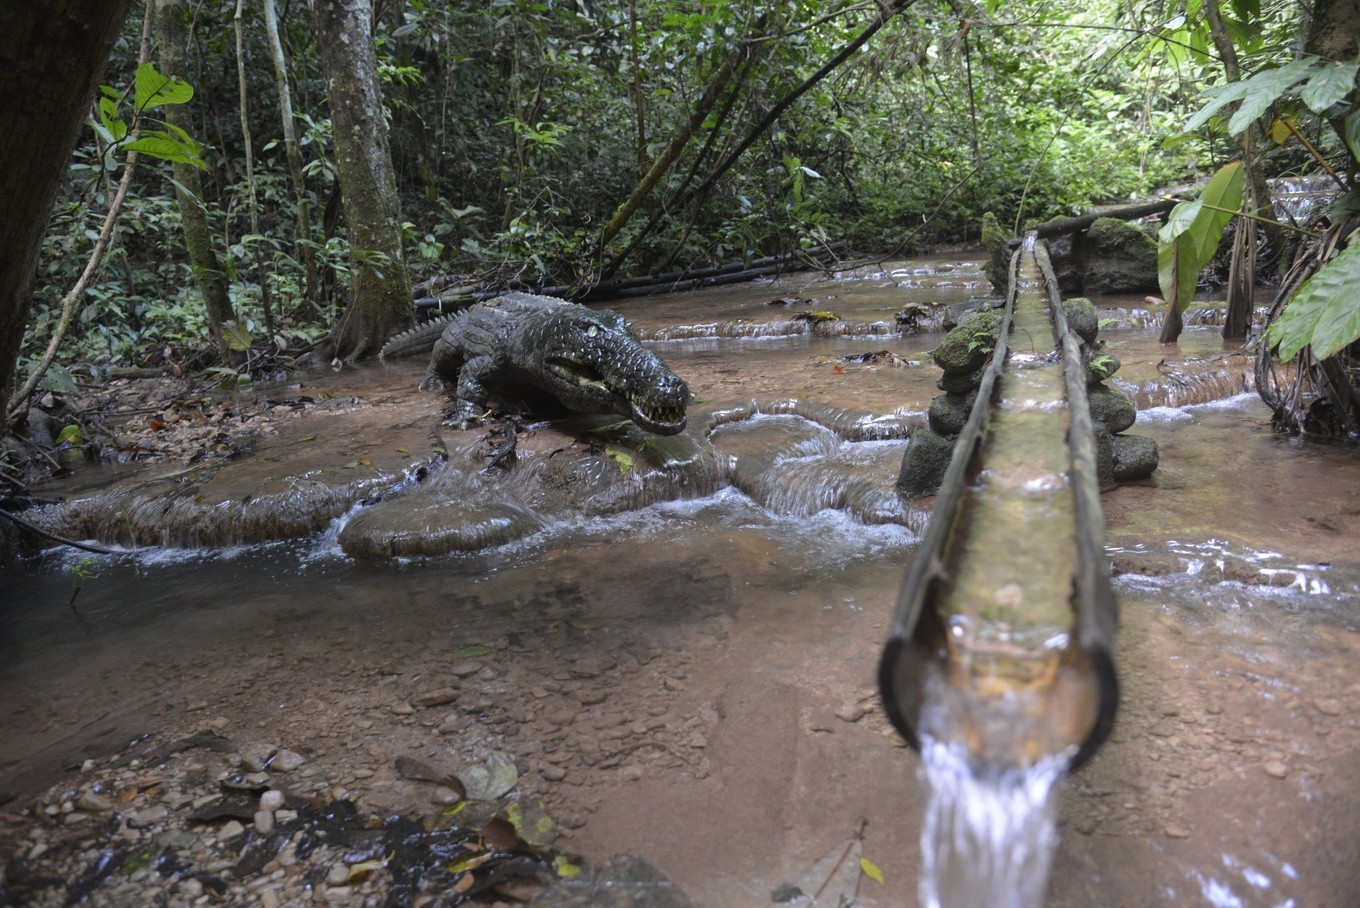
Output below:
[1112,433,1159,481]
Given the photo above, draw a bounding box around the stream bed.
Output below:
[2,254,1358,906]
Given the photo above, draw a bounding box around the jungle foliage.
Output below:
[14,0,1337,403]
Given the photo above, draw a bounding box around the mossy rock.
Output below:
[1063,297,1100,344]
[1088,385,1137,434]
[1092,422,1116,492]
[897,428,955,498]
[927,390,977,436]
[933,308,1004,374]
[1086,349,1121,385]
[1081,218,1159,294]
[1112,433,1159,480]
[981,212,1013,293]
[937,368,982,395]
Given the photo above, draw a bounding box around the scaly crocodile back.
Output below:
[378,311,461,360]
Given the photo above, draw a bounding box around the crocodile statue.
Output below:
[380,292,690,435]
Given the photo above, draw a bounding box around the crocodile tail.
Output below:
[379,313,459,360]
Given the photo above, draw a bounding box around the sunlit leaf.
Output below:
[859,856,885,884]
[134,62,194,111]
[459,644,492,657]
[55,425,83,446]
[1268,117,1292,144]
[346,851,393,884]
[1157,163,1243,312]
[1226,59,1319,135]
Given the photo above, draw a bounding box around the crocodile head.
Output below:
[530,305,690,435]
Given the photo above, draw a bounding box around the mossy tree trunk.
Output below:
[0,0,133,426]
[157,0,238,363]
[312,0,412,360]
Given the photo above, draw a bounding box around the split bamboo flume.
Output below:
[879,237,1118,772]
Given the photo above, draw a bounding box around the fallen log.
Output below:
[1019,198,1180,241]
[412,242,849,310]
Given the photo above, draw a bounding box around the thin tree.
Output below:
[263,0,319,302]
[158,0,239,362]
[312,0,412,359]
[0,0,134,427]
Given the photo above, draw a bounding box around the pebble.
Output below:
[1165,824,1190,839]
[327,863,350,886]
[254,810,275,835]
[1314,698,1343,716]
[273,748,306,772]
[432,785,462,806]
[834,704,866,723]
[1263,760,1289,779]
[450,662,481,678]
[391,701,415,715]
[663,677,686,691]
[259,789,286,811]
[413,687,460,708]
[541,766,568,782]
[219,820,246,842]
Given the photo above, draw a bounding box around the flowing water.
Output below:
[3,254,1360,906]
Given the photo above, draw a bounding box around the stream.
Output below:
[2,254,1359,907]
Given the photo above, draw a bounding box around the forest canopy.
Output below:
[8,0,1349,409]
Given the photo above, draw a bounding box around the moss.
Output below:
[1063,297,1099,344]
[932,308,1004,374]
[981,212,1013,292]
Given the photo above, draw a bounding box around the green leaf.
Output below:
[1344,110,1360,161]
[1157,163,1244,311]
[98,96,127,142]
[55,425,83,446]
[1300,61,1359,114]
[134,62,194,111]
[1267,243,1360,360]
[1226,59,1320,135]
[220,320,253,352]
[459,644,492,658]
[123,131,207,169]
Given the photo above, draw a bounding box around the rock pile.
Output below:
[897,298,1158,497]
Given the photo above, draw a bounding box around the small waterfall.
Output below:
[918,738,1070,908]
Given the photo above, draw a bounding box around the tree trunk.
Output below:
[0,0,133,425]
[157,0,238,362]
[1205,0,1271,341]
[312,0,412,360]
[263,0,319,303]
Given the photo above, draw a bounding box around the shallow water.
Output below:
[3,255,1360,907]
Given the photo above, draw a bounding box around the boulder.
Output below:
[1088,385,1137,434]
[1079,217,1159,294]
[927,391,976,437]
[932,308,1005,374]
[1112,433,1160,481]
[1063,297,1100,345]
[897,429,955,498]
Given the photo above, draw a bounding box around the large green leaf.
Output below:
[1157,163,1244,310]
[1183,58,1320,135]
[1266,243,1360,361]
[134,62,194,111]
[1226,58,1320,134]
[1300,61,1359,114]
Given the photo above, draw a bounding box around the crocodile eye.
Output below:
[587,325,598,338]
